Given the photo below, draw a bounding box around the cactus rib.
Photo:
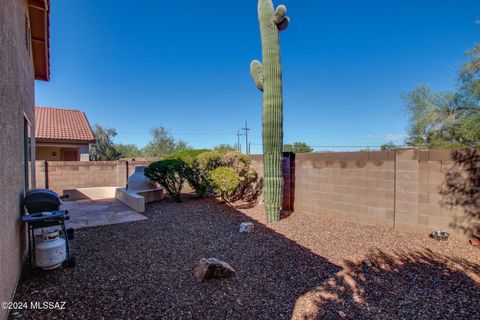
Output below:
[250,0,289,222]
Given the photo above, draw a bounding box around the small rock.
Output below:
[239,222,255,233]
[194,258,236,282]
[364,259,373,267]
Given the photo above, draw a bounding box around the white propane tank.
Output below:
[35,231,66,270]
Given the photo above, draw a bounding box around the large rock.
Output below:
[194,258,236,282]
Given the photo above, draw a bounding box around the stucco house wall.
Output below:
[36,145,62,161]
[36,144,90,161]
[0,1,36,319]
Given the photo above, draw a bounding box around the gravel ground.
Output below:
[10,196,480,320]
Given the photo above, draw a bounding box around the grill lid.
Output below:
[24,189,62,213]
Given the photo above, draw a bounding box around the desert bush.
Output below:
[197,151,223,171]
[144,159,186,202]
[222,151,263,203]
[209,151,263,204]
[164,149,210,166]
[146,150,263,204]
[221,151,252,174]
[209,167,240,202]
[164,149,212,198]
[230,166,263,204]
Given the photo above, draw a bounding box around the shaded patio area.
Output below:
[10,198,480,319]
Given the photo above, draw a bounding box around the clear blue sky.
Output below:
[35,0,480,153]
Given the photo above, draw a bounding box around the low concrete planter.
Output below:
[115,188,164,212]
[63,186,164,213]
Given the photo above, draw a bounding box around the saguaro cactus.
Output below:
[250,0,290,222]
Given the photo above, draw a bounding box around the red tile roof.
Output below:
[35,107,96,143]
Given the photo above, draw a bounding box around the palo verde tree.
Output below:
[115,143,144,159]
[250,0,290,222]
[214,144,237,153]
[89,124,121,161]
[143,126,190,157]
[404,43,480,148]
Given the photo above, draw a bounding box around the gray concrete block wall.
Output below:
[394,149,423,233]
[35,161,46,189]
[34,160,162,195]
[32,151,478,240]
[36,161,125,194]
[294,152,395,228]
[251,149,479,240]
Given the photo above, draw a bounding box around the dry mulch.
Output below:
[10,196,480,319]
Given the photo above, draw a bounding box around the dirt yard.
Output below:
[10,197,480,319]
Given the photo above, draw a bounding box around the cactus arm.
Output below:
[273,5,286,24]
[250,60,264,92]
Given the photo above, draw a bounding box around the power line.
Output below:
[250,143,409,148]
[120,131,235,136]
[172,133,234,136]
[241,121,251,154]
[236,130,244,153]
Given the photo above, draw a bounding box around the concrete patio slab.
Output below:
[63,186,165,213]
[62,198,147,229]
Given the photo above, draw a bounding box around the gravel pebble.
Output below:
[10,197,480,319]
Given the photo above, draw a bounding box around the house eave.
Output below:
[36,138,95,145]
[28,0,50,81]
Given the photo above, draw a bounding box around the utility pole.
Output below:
[242,121,251,154]
[236,130,243,153]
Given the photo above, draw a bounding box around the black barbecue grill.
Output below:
[25,189,63,213]
[22,189,75,270]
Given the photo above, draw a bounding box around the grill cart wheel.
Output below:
[64,255,76,268]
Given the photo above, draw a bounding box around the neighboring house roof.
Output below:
[35,107,96,144]
[28,0,50,81]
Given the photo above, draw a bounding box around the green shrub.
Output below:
[197,151,223,171]
[221,151,251,175]
[164,149,212,198]
[146,150,263,204]
[220,152,263,204]
[202,151,263,204]
[209,167,240,202]
[144,159,186,202]
[164,149,210,166]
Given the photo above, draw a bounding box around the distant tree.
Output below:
[459,44,480,100]
[284,142,313,153]
[115,143,143,158]
[214,144,236,153]
[234,143,241,153]
[90,124,121,161]
[403,44,480,149]
[174,140,190,153]
[380,141,400,151]
[143,126,190,157]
